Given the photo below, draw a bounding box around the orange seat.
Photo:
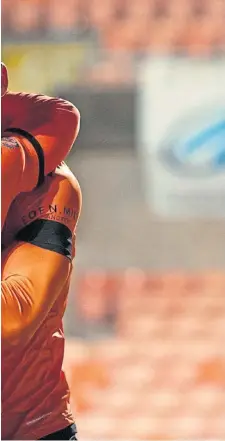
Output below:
[64,269,225,438]
[203,271,225,292]
[128,0,154,20]
[70,359,110,388]
[77,287,107,320]
[183,18,217,55]
[68,359,110,414]
[169,0,192,20]
[70,385,92,413]
[88,0,114,29]
[76,271,109,320]
[6,0,41,33]
[196,358,225,386]
[47,0,78,31]
[77,270,108,291]
[2,0,225,55]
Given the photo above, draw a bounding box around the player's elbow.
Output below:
[69,103,80,142]
[57,99,81,145]
[69,102,80,126]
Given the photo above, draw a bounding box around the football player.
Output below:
[2,162,82,440]
[1,62,80,229]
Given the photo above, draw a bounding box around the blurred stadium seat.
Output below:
[2,0,225,53]
[64,271,225,439]
[48,0,79,33]
[4,0,40,34]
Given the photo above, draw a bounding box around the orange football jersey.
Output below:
[1,163,82,440]
[1,91,80,229]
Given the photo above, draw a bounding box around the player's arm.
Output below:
[1,131,42,229]
[32,96,80,176]
[1,96,80,228]
[1,243,71,346]
[1,135,38,229]
[3,92,80,178]
[1,175,82,346]
[1,137,24,229]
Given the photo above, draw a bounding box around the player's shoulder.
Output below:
[2,133,25,174]
[2,163,81,246]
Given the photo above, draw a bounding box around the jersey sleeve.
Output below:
[4,92,80,177]
[32,97,80,176]
[1,174,82,346]
[1,244,72,346]
[1,135,39,230]
[2,93,80,229]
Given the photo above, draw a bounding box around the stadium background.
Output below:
[2,0,225,439]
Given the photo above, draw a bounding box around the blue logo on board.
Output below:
[159,107,225,177]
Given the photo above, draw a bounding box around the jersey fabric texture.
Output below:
[1,163,82,440]
[1,91,80,229]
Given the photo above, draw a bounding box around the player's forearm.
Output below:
[33,99,80,175]
[3,92,80,177]
[53,98,80,148]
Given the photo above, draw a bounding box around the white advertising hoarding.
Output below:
[137,57,225,219]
